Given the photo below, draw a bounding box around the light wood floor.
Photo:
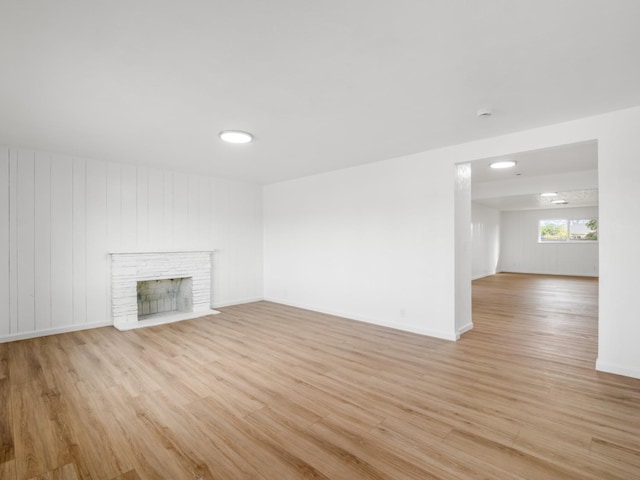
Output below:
[1,273,639,479]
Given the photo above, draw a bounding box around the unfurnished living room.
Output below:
[1,1,640,479]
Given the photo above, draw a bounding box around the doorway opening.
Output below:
[455,140,599,341]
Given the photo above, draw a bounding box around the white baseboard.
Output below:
[500,269,598,278]
[264,297,458,341]
[457,322,474,338]
[212,297,264,308]
[0,321,113,344]
[472,272,496,280]
[596,358,640,379]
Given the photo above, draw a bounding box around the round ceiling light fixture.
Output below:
[540,192,558,197]
[551,199,568,205]
[489,160,517,169]
[219,130,253,144]
[477,107,492,118]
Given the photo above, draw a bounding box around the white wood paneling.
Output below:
[499,206,599,277]
[85,159,108,327]
[9,149,18,334]
[106,162,122,251]
[188,174,199,241]
[0,146,263,342]
[50,155,74,329]
[121,165,138,251]
[0,148,10,336]
[172,172,188,247]
[211,179,230,304]
[147,168,164,251]
[198,176,211,249]
[163,171,174,249]
[136,167,149,249]
[34,152,52,331]
[17,150,36,332]
[471,202,501,280]
[72,158,87,325]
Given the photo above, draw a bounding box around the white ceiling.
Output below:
[471,141,598,184]
[473,189,599,211]
[471,141,599,211]
[1,1,639,185]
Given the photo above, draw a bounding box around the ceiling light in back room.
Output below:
[219,130,253,144]
[551,199,568,204]
[541,192,558,197]
[490,160,517,169]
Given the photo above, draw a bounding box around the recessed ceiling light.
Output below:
[219,130,253,144]
[541,192,558,197]
[490,160,517,169]
[551,199,568,204]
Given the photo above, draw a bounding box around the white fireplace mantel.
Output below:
[109,250,218,330]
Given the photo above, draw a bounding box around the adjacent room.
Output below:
[1,1,640,479]
[471,141,599,280]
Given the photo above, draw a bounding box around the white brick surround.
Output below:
[110,251,214,330]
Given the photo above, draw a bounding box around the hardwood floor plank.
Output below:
[590,436,640,470]
[188,395,330,479]
[0,459,16,480]
[309,413,449,479]
[245,407,390,480]
[513,427,634,480]
[369,415,526,480]
[26,462,79,480]
[10,381,64,479]
[0,377,14,466]
[2,273,640,479]
[109,470,141,480]
[443,428,585,480]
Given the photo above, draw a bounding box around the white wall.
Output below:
[596,111,640,379]
[0,147,263,342]
[499,207,598,276]
[471,202,500,279]
[263,154,459,340]
[455,163,472,335]
[263,105,640,379]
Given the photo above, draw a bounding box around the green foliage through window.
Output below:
[570,219,598,241]
[539,219,597,242]
[539,220,568,241]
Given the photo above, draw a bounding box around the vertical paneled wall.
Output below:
[499,206,598,276]
[0,146,263,341]
[471,202,500,280]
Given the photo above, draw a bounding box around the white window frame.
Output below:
[538,218,598,243]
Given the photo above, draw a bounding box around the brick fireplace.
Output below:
[109,250,216,330]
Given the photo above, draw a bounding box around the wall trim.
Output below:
[213,297,264,308]
[0,321,113,344]
[500,270,599,278]
[264,297,458,341]
[596,358,640,380]
[457,322,474,338]
[472,272,496,280]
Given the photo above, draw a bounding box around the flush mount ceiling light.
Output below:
[219,130,253,144]
[551,199,568,205]
[540,192,558,197]
[489,160,517,169]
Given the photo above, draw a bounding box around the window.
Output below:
[539,218,597,242]
[569,219,598,241]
